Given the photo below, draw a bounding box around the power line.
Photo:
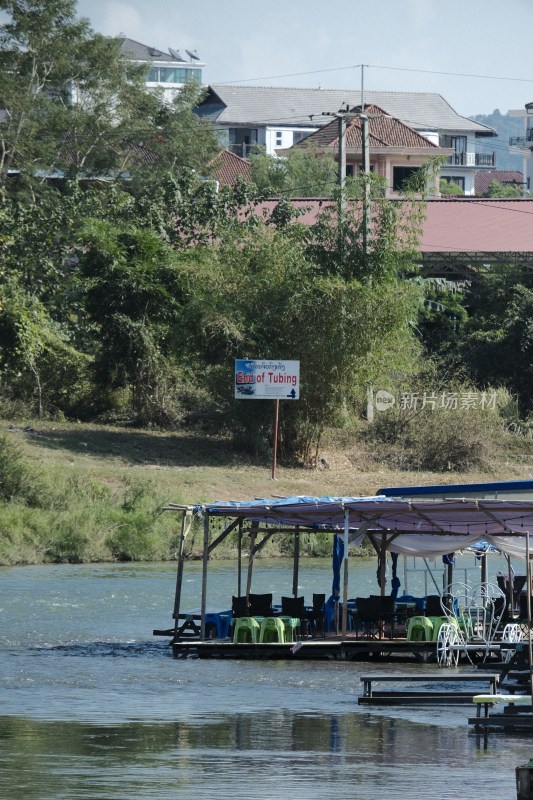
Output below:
[220,63,533,87]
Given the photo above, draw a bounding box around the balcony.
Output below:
[446,152,495,167]
[228,143,256,159]
[510,129,533,149]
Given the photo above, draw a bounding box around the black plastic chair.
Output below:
[281,595,307,637]
[232,595,249,618]
[310,593,326,638]
[249,593,273,617]
[355,596,397,639]
[424,595,443,616]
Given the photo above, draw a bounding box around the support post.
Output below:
[341,508,350,637]
[245,522,258,599]
[237,518,243,597]
[200,511,210,641]
[292,526,300,598]
[507,554,514,616]
[380,535,387,597]
[338,113,346,220]
[271,399,280,480]
[526,532,533,707]
[172,510,189,636]
[361,112,370,257]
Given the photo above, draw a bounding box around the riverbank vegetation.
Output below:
[1,415,533,566]
[2,2,533,565]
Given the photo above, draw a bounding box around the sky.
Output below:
[74,0,533,118]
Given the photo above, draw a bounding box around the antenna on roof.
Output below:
[186,49,200,61]
[169,47,184,61]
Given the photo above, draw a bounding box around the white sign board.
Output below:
[235,359,300,400]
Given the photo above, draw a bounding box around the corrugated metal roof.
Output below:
[247,198,533,253]
[198,85,495,136]
[420,198,533,253]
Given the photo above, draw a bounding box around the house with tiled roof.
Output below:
[283,104,451,198]
[474,170,524,196]
[195,85,497,195]
[208,149,252,187]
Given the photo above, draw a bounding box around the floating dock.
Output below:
[168,636,470,662]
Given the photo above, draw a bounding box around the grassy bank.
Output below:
[1,418,533,565]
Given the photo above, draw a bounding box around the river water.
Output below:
[1,556,532,799]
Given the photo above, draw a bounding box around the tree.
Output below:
[250,145,338,197]
[484,180,523,198]
[439,178,464,196]
[0,274,90,416]
[78,219,186,425]
[459,269,533,414]
[0,1,219,197]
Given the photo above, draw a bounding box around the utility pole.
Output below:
[360,64,370,256]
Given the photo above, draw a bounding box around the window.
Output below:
[293,131,310,145]
[146,67,202,84]
[275,131,283,146]
[392,166,421,191]
[441,176,465,190]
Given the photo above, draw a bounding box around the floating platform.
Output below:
[169,636,455,662]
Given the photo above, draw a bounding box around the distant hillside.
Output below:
[471,110,524,172]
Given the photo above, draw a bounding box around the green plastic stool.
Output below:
[428,615,456,641]
[233,617,261,643]
[407,615,434,641]
[278,615,300,642]
[259,617,286,643]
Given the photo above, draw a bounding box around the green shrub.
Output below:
[367,385,505,471]
[0,434,40,504]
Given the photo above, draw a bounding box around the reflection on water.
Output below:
[0,560,531,799]
[1,710,531,800]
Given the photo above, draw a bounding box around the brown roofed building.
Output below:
[284,104,452,198]
[208,149,253,187]
[474,170,524,196]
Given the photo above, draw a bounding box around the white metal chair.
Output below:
[437,582,506,665]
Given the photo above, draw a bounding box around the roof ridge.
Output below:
[211,84,446,97]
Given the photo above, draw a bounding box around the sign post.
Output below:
[272,399,280,480]
[234,359,300,479]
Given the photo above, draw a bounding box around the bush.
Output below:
[366,386,505,471]
[0,434,40,504]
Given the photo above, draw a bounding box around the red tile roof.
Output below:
[208,149,252,186]
[298,104,440,151]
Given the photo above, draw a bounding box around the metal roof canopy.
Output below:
[166,493,533,640]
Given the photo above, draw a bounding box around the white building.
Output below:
[196,85,497,196]
[119,38,205,104]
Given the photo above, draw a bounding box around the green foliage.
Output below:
[250,145,338,197]
[0,274,91,417]
[368,385,505,471]
[484,180,523,198]
[0,2,218,198]
[439,179,464,196]
[0,434,35,502]
[458,269,533,414]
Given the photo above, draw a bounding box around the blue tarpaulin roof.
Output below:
[193,495,533,559]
